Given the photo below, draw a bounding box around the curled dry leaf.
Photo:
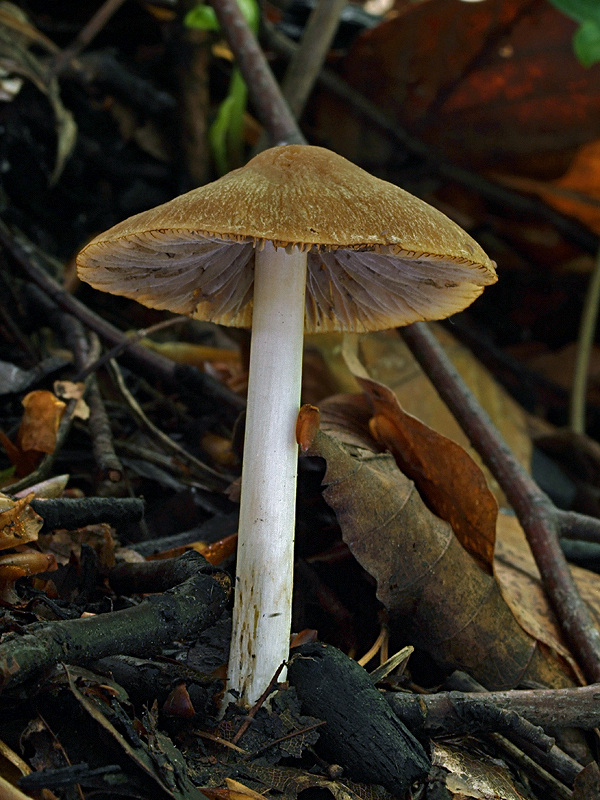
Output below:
[0,492,42,550]
[18,390,66,454]
[431,741,527,800]
[54,380,90,421]
[356,327,532,505]
[358,374,497,573]
[296,404,321,452]
[307,422,576,689]
[162,683,196,719]
[0,548,57,604]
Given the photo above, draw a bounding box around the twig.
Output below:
[253,0,346,154]
[59,311,126,485]
[390,677,600,731]
[49,0,129,78]
[490,736,573,800]
[401,322,600,683]
[0,220,245,421]
[557,509,600,542]
[444,671,582,791]
[29,496,144,532]
[85,371,124,483]
[569,246,600,433]
[280,0,347,119]
[230,662,286,744]
[209,0,303,145]
[0,551,230,693]
[24,286,124,484]
[108,359,232,490]
[72,317,188,382]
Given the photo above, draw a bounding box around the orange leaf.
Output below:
[17,390,66,454]
[0,493,43,550]
[360,376,498,573]
[296,404,321,452]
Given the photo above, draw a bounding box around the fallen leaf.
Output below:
[342,340,497,572]
[357,326,532,506]
[307,423,575,689]
[0,492,43,550]
[18,390,66,454]
[54,380,89,420]
[296,404,321,452]
[0,549,57,605]
[225,778,268,800]
[495,511,599,684]
[497,138,600,233]
[432,740,527,800]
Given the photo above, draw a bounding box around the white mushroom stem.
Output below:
[227,241,308,706]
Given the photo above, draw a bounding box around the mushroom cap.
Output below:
[77,145,497,333]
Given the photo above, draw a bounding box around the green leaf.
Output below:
[183,4,219,31]
[184,0,259,32]
[547,0,600,25]
[573,18,600,66]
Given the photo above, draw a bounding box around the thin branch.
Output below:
[280,0,347,120]
[209,0,303,146]
[0,551,230,693]
[108,358,233,490]
[49,0,128,78]
[0,220,245,421]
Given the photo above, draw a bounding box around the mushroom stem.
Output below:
[227,241,307,706]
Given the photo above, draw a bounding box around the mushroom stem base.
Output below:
[227,241,307,707]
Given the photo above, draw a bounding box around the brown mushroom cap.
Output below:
[77,145,497,334]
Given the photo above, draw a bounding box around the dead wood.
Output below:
[29,496,144,532]
[288,641,430,796]
[0,551,230,694]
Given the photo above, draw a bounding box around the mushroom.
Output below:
[76,144,497,706]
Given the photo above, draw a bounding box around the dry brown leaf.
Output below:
[0,492,42,550]
[317,0,600,176]
[296,404,321,453]
[225,778,268,800]
[348,369,498,573]
[356,326,532,506]
[140,338,240,366]
[308,424,575,689]
[497,138,600,234]
[431,741,527,799]
[18,390,66,454]
[0,549,57,605]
